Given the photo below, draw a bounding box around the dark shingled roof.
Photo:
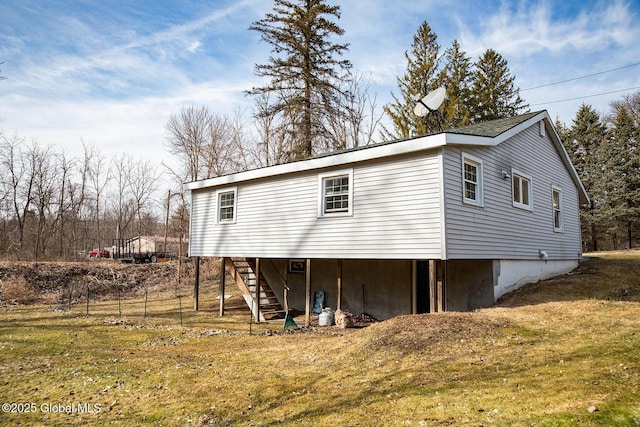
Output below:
[445,111,543,137]
[307,111,545,161]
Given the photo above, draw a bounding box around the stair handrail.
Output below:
[226,258,262,321]
[266,259,289,291]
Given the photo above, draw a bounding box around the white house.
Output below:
[185,111,589,322]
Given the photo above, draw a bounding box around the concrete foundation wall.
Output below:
[261,258,412,320]
[445,260,496,311]
[255,257,579,320]
[494,259,579,300]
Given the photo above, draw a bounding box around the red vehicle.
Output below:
[89,248,111,258]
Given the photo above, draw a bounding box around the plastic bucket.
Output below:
[318,310,333,326]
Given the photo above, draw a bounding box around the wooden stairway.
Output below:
[226,257,285,321]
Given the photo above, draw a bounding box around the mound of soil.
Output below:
[0,261,198,305]
[353,312,509,355]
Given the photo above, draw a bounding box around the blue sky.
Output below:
[1,0,639,166]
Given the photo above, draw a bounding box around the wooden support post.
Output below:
[336,259,343,310]
[428,259,437,313]
[283,260,289,313]
[194,256,200,311]
[219,257,226,317]
[232,259,241,287]
[411,260,417,314]
[305,259,311,327]
[437,261,446,312]
[255,258,261,323]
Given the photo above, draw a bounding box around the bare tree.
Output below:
[253,93,282,167]
[126,158,161,238]
[65,142,92,258]
[111,153,136,240]
[228,109,253,172]
[204,113,236,178]
[165,105,211,182]
[165,105,247,182]
[56,149,75,259]
[29,141,59,260]
[85,142,110,254]
[328,73,382,150]
[0,133,34,258]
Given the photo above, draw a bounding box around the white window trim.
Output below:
[216,187,237,224]
[552,185,564,233]
[461,152,484,207]
[511,168,533,211]
[317,169,354,217]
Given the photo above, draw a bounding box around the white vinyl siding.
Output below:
[189,153,443,259]
[188,115,585,263]
[443,122,582,260]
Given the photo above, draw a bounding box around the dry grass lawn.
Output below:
[1,251,639,426]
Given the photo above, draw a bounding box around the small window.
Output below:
[217,188,237,223]
[552,186,563,232]
[462,153,483,206]
[318,169,353,217]
[512,170,533,210]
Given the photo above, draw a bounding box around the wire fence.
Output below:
[46,279,279,334]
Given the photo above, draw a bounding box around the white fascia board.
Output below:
[184,133,449,190]
[444,133,496,146]
[543,113,591,206]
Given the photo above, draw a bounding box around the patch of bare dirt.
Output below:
[353,312,509,355]
[0,260,211,305]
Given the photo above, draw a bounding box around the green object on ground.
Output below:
[283,310,298,330]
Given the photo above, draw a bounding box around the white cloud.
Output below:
[458,0,638,58]
[2,0,639,172]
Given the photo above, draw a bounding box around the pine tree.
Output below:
[607,107,640,248]
[249,0,351,160]
[554,116,570,143]
[469,49,528,122]
[382,20,441,139]
[567,103,607,251]
[440,40,473,128]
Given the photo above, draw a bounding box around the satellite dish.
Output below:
[414,87,446,116]
[413,87,446,132]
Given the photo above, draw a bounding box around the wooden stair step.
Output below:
[261,302,281,308]
[228,257,285,322]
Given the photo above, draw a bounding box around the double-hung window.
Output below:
[318,169,353,217]
[512,169,533,210]
[552,186,563,232]
[462,153,483,206]
[217,187,237,223]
